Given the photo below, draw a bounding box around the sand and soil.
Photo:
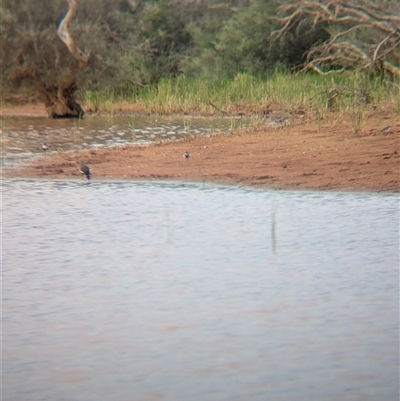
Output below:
[2,104,399,192]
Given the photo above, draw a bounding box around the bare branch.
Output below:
[272,0,400,77]
[324,24,370,47]
[372,35,392,64]
[306,63,345,75]
[208,101,229,114]
[382,61,400,77]
[57,0,90,68]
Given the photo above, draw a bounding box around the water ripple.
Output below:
[2,180,399,401]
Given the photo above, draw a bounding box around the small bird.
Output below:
[183,151,191,159]
[39,143,48,151]
[79,163,91,181]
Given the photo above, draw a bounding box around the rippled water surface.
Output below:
[1,115,251,167]
[3,180,399,401]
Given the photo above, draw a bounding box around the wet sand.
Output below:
[3,105,399,192]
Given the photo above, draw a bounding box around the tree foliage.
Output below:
[1,0,147,95]
[1,0,397,110]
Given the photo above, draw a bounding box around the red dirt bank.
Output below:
[3,106,399,192]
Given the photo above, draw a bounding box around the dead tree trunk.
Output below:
[39,81,84,119]
[39,0,90,118]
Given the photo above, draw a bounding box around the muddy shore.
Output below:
[2,105,399,192]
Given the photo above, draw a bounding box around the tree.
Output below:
[1,0,143,116]
[182,0,329,78]
[1,0,90,117]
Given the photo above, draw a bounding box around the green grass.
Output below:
[83,70,399,117]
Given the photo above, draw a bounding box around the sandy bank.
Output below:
[4,108,398,192]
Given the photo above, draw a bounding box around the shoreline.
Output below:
[2,104,399,192]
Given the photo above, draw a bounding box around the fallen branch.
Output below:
[208,101,229,114]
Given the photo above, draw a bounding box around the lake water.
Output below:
[3,179,399,401]
[1,115,252,168]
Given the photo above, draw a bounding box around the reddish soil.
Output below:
[3,105,399,192]
[0,103,48,117]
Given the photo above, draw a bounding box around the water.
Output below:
[0,115,250,168]
[2,180,399,401]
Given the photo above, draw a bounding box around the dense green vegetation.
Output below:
[84,70,399,117]
[1,0,398,114]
